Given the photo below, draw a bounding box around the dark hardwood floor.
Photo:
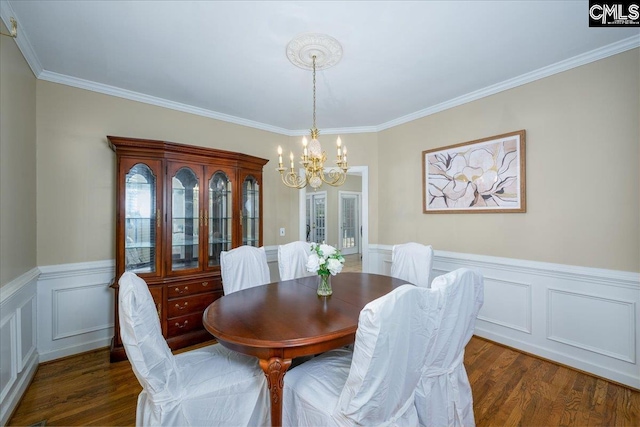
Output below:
[8,336,639,426]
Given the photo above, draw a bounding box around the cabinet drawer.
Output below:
[167,291,221,318]
[167,278,221,298]
[167,312,205,337]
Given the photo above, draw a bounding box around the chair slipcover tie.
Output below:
[422,352,466,425]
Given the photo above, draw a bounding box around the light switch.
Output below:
[279,227,285,236]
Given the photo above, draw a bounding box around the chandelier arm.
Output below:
[280,170,307,189]
[320,168,348,187]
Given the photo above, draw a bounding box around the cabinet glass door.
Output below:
[208,171,232,267]
[171,166,201,271]
[124,163,158,273]
[241,175,260,247]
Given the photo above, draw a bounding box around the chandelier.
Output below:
[277,34,348,190]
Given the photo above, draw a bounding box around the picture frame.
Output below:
[422,130,526,214]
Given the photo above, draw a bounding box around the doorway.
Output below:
[299,166,369,272]
[339,191,360,255]
[305,191,327,243]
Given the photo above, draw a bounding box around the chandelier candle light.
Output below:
[278,34,348,189]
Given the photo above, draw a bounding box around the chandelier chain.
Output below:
[312,55,317,130]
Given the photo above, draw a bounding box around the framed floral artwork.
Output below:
[422,130,526,214]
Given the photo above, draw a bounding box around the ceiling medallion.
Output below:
[286,33,343,71]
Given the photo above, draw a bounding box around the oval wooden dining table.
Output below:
[202,272,408,427]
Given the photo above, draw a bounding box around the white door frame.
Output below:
[299,166,369,272]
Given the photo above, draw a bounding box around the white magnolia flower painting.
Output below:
[423,130,526,213]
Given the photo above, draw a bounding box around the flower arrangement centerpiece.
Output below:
[306,242,345,296]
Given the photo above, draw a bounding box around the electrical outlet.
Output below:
[279,227,285,236]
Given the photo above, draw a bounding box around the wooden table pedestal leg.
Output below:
[259,357,292,427]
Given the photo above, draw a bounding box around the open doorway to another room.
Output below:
[300,166,368,272]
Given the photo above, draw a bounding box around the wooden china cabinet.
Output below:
[108,136,268,362]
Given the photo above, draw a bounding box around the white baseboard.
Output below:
[369,244,640,389]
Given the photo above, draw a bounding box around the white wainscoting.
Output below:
[3,244,636,424]
[35,252,282,364]
[0,268,39,426]
[368,244,640,389]
[37,260,116,362]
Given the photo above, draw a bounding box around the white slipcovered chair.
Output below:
[118,271,270,426]
[220,245,270,295]
[415,268,484,427]
[390,242,434,288]
[278,241,314,281]
[283,284,443,426]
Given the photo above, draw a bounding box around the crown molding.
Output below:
[4,7,638,137]
[375,35,640,132]
[37,69,379,138]
[38,70,294,136]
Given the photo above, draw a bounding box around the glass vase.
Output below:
[317,273,333,296]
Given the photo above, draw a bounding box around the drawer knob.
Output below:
[202,281,209,287]
[175,302,188,310]
[174,286,189,294]
[175,320,189,329]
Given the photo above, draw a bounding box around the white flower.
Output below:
[308,242,345,277]
[319,244,336,257]
[327,258,344,275]
[306,253,321,273]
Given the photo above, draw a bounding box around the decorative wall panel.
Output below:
[52,283,113,340]
[479,277,531,333]
[0,314,17,403]
[548,289,635,362]
[0,269,39,426]
[18,297,36,370]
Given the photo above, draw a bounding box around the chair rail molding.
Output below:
[368,244,640,389]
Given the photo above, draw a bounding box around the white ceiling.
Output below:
[2,1,639,135]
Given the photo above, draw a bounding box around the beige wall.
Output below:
[0,22,37,287]
[377,49,640,272]
[35,82,379,265]
[11,41,639,273]
[35,82,290,265]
